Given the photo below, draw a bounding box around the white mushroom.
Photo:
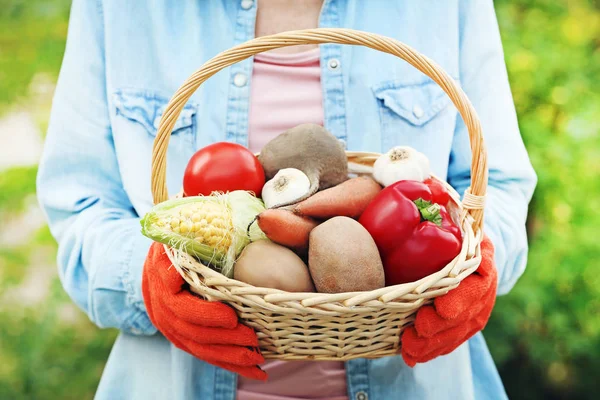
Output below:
[261,168,311,209]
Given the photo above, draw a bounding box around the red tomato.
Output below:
[183,142,265,197]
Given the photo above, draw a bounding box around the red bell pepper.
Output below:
[358,179,462,285]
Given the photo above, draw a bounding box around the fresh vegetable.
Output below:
[262,168,311,209]
[372,146,430,187]
[234,240,315,292]
[255,209,318,254]
[308,216,385,293]
[183,142,265,197]
[359,179,462,285]
[258,123,348,207]
[293,176,382,219]
[423,177,451,205]
[141,191,266,278]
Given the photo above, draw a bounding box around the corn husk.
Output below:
[140,191,266,277]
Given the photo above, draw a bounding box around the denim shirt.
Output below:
[37,1,537,399]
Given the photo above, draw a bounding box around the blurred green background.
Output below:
[0,0,598,399]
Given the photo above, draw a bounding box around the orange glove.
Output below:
[401,235,498,366]
[142,242,267,380]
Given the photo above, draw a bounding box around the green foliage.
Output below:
[0,3,119,399]
[0,166,38,215]
[483,0,600,399]
[0,0,598,399]
[0,255,118,400]
[0,223,118,400]
[0,0,71,111]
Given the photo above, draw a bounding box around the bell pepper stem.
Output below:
[414,198,442,227]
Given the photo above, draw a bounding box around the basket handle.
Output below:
[151,28,488,231]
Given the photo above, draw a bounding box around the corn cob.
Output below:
[141,191,266,277]
[157,201,233,254]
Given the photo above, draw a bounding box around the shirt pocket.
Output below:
[113,88,197,143]
[372,79,456,153]
[112,88,198,212]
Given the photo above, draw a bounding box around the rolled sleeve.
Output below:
[449,0,537,295]
[87,218,155,334]
[37,0,156,334]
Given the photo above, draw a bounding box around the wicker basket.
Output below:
[150,28,488,361]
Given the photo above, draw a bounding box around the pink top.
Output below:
[246,48,325,153]
[238,48,348,400]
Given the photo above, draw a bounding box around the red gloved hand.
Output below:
[401,235,498,367]
[142,241,267,380]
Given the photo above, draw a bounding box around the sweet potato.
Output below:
[256,209,318,254]
[293,176,382,219]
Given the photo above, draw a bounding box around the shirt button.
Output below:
[241,0,254,10]
[328,58,340,70]
[413,105,424,118]
[233,73,247,87]
[356,392,368,400]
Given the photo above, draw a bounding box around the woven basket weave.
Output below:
[150,28,488,361]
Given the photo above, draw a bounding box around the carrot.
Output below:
[293,176,382,219]
[256,209,318,254]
